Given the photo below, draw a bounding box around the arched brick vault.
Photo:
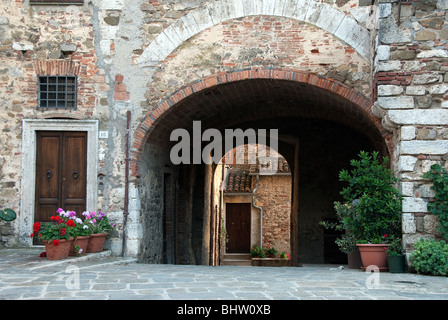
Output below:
[130,68,392,179]
[137,0,371,67]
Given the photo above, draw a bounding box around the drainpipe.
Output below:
[252,174,263,247]
[122,110,131,257]
[219,162,225,264]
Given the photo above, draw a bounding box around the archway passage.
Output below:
[136,71,389,266]
[219,144,292,266]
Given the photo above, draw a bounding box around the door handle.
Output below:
[46,170,52,179]
[72,170,79,179]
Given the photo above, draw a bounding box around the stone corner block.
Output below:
[402,213,416,234]
[402,197,428,213]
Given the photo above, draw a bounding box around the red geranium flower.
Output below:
[66,220,75,227]
[33,222,41,233]
[59,228,66,236]
[53,240,60,246]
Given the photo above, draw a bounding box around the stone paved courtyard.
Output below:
[0,248,447,301]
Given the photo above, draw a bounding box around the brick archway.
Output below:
[130,67,391,179]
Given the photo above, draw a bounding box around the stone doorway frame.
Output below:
[19,119,99,246]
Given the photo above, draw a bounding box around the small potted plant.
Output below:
[56,209,93,256]
[250,245,291,267]
[386,237,405,273]
[83,211,114,253]
[320,201,362,269]
[265,246,278,258]
[250,245,266,258]
[338,151,402,271]
[30,215,76,260]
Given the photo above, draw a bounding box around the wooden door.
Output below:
[226,203,251,253]
[35,131,87,223]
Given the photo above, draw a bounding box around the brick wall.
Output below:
[254,175,291,255]
[148,14,371,109]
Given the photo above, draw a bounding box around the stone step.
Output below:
[221,253,252,266]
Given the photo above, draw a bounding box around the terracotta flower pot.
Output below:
[69,236,91,256]
[44,238,73,260]
[86,233,108,253]
[357,244,390,271]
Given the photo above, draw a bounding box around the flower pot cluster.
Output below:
[320,151,405,272]
[31,209,115,260]
[250,246,291,267]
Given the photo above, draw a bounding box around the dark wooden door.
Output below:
[226,203,251,253]
[35,131,87,223]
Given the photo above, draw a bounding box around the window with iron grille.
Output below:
[38,76,77,109]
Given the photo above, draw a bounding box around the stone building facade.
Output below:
[0,0,447,266]
[223,155,291,256]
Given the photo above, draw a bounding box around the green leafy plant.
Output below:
[265,246,278,258]
[82,211,114,234]
[250,245,266,258]
[250,246,290,260]
[55,208,93,237]
[278,252,290,260]
[423,164,448,240]
[0,208,16,222]
[31,215,75,244]
[338,151,402,244]
[73,244,82,256]
[320,201,358,253]
[386,236,404,257]
[410,238,448,276]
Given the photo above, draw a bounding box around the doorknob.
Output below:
[46,170,52,179]
[72,170,79,179]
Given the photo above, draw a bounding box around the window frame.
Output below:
[37,75,78,110]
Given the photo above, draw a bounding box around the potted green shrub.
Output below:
[320,202,362,269]
[338,151,402,271]
[386,237,405,273]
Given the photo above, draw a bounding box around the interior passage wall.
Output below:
[297,119,375,263]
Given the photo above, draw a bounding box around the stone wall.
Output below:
[1,0,447,262]
[373,0,448,257]
[254,175,291,255]
[0,1,108,247]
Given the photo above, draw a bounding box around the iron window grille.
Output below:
[38,75,78,109]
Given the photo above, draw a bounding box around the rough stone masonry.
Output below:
[0,0,447,266]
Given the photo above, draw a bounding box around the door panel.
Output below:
[226,203,251,253]
[35,131,87,224]
[62,132,87,213]
[36,133,61,222]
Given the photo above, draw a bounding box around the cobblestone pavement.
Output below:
[1,248,447,301]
